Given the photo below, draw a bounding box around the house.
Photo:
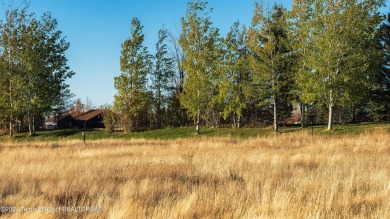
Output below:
[56,114,78,129]
[44,116,57,130]
[45,109,104,129]
[76,109,104,129]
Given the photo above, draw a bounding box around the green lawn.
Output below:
[1,122,389,142]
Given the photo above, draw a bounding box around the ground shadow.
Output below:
[45,129,80,138]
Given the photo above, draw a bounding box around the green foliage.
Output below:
[217,21,252,128]
[0,3,74,136]
[367,13,390,122]
[2,0,388,136]
[114,17,152,132]
[102,106,117,133]
[151,28,175,128]
[290,0,313,100]
[248,4,294,132]
[289,0,316,127]
[366,101,389,122]
[179,0,221,132]
[291,0,385,129]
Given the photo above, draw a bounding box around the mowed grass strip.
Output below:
[1,122,389,142]
[0,131,389,218]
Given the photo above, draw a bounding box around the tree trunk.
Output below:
[328,103,333,130]
[196,89,200,134]
[32,115,35,135]
[237,114,241,129]
[339,107,343,124]
[179,70,184,93]
[9,81,13,137]
[9,119,13,136]
[28,111,32,135]
[352,104,356,123]
[273,95,278,132]
[271,51,277,132]
[328,89,334,130]
[196,110,200,134]
[301,103,306,128]
[157,105,161,129]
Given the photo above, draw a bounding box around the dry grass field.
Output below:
[0,129,389,218]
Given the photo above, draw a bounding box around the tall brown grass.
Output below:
[0,130,389,218]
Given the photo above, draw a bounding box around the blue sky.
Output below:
[2,0,389,106]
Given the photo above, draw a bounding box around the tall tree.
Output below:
[165,29,189,127]
[289,0,314,127]
[296,0,384,130]
[0,4,27,136]
[179,0,220,134]
[380,14,390,99]
[248,4,293,132]
[366,13,390,121]
[218,21,251,128]
[114,17,152,132]
[21,13,74,135]
[0,2,74,135]
[166,30,185,94]
[151,28,175,128]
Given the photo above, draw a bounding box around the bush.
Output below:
[102,109,117,133]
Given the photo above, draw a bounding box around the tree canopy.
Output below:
[0,2,74,136]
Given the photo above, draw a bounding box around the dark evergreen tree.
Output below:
[151,28,175,128]
[248,4,294,132]
[366,13,390,121]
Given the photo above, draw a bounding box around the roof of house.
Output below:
[77,109,104,121]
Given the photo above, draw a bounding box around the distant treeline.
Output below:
[1,1,389,136]
[109,0,390,133]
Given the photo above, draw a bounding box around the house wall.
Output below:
[85,116,104,129]
[57,116,78,129]
[54,112,105,129]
